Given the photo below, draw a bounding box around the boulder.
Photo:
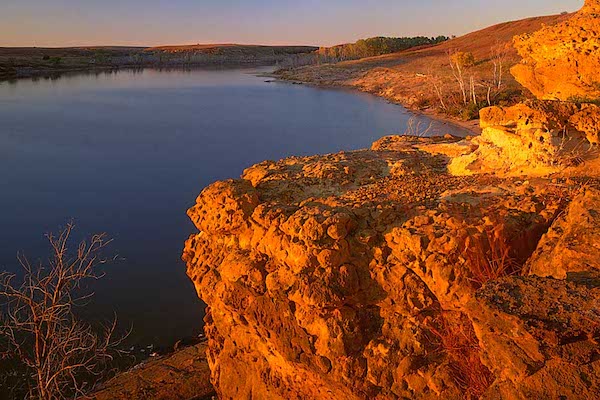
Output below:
[511,0,600,101]
[473,274,600,399]
[526,187,600,279]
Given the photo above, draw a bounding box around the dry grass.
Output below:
[464,225,520,289]
[430,312,494,399]
[403,117,434,137]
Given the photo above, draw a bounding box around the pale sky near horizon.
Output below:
[1,0,584,48]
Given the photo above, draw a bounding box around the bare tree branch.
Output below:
[0,224,127,399]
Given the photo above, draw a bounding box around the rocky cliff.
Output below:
[183,3,600,399]
[183,136,600,399]
[512,0,600,101]
[450,0,600,177]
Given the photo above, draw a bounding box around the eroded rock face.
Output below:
[183,136,600,399]
[182,4,600,397]
[449,0,600,176]
[473,273,600,399]
[527,187,600,279]
[448,102,600,176]
[570,103,600,145]
[449,93,600,176]
[511,0,600,101]
[449,104,562,177]
[583,0,600,12]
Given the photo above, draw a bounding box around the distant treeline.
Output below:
[317,36,450,62]
[0,45,319,81]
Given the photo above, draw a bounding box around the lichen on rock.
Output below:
[526,187,600,279]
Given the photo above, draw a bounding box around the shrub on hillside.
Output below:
[450,51,476,68]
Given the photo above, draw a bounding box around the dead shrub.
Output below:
[463,225,521,289]
[0,223,127,399]
[413,96,431,110]
[403,117,434,137]
[430,312,494,399]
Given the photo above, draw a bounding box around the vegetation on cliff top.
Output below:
[317,36,450,62]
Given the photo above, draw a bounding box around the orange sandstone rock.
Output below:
[449,104,564,177]
[183,136,600,399]
[526,187,600,279]
[182,4,600,397]
[511,0,600,101]
[569,103,600,145]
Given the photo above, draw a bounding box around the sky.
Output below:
[1,0,584,48]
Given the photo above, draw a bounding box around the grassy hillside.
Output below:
[278,13,571,120]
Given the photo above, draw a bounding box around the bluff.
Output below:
[0,45,318,81]
[450,0,600,176]
[183,136,600,399]
[183,2,600,399]
[511,0,600,101]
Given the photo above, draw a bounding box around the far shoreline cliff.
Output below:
[0,44,317,81]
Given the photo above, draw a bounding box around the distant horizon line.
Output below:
[0,42,322,49]
[0,35,462,50]
[0,10,573,50]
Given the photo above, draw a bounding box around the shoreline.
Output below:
[0,44,317,83]
[411,106,481,136]
[92,339,215,400]
[0,62,283,84]
[267,72,482,137]
[3,64,481,138]
[0,65,125,82]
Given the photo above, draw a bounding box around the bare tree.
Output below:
[491,42,509,90]
[427,68,447,111]
[470,75,478,106]
[479,77,495,107]
[0,224,126,400]
[448,50,468,106]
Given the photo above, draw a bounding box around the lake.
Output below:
[0,67,470,347]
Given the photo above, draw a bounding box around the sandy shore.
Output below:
[415,108,481,136]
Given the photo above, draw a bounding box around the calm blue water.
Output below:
[0,67,469,346]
